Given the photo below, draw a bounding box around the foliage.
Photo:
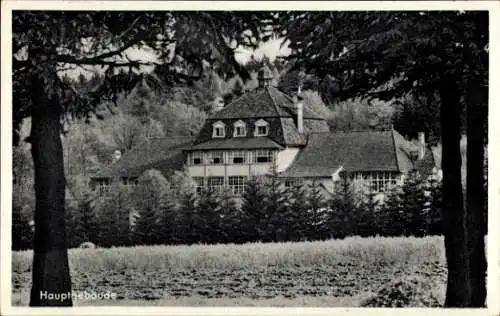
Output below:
[196,189,222,244]
[285,182,310,241]
[328,98,394,131]
[95,183,133,247]
[328,177,358,238]
[392,94,441,145]
[240,177,269,242]
[306,181,330,240]
[176,191,200,245]
[12,203,33,250]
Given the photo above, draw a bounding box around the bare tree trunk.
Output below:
[466,83,487,307]
[439,77,471,307]
[29,76,72,306]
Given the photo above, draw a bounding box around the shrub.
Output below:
[361,276,444,307]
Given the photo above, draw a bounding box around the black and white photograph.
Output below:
[1,1,498,314]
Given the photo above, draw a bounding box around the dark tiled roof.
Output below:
[93,137,194,179]
[279,129,422,178]
[280,117,307,146]
[210,86,324,120]
[187,137,283,150]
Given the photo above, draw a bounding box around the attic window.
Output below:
[254,119,269,136]
[233,120,247,137]
[212,121,226,138]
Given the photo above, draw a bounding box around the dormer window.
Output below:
[254,119,269,137]
[233,120,247,137]
[212,121,226,138]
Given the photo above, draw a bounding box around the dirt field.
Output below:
[11,236,447,307]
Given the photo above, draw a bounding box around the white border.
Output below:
[2,1,499,316]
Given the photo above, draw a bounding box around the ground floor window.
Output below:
[207,176,225,192]
[349,172,399,193]
[284,178,300,188]
[228,176,247,194]
[192,177,205,193]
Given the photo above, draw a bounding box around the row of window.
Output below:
[188,150,276,165]
[348,172,399,193]
[212,119,269,138]
[193,176,248,194]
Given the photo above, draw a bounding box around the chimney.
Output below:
[296,88,304,133]
[418,132,425,160]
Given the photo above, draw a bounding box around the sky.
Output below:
[234,38,291,64]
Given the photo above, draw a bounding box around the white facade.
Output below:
[186,147,300,193]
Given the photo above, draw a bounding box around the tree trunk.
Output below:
[439,77,471,307]
[466,83,487,307]
[29,76,72,306]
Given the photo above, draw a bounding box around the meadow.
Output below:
[11,236,447,307]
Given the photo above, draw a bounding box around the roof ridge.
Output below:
[310,129,393,134]
[392,129,406,172]
[265,86,283,117]
[208,89,255,119]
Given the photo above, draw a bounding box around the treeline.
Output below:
[12,169,443,250]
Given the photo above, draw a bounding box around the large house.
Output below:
[91,66,440,197]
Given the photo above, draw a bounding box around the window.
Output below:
[192,177,205,193]
[254,119,269,136]
[207,177,224,192]
[230,151,246,164]
[208,151,224,165]
[229,176,247,194]
[284,179,299,188]
[212,121,226,138]
[189,151,204,165]
[350,172,398,193]
[254,150,274,163]
[233,120,247,137]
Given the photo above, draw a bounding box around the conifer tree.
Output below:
[426,177,443,235]
[176,191,199,244]
[356,186,380,237]
[97,184,132,247]
[286,181,310,241]
[157,197,179,245]
[12,204,33,250]
[240,177,268,242]
[218,191,243,243]
[264,161,288,242]
[77,193,99,245]
[306,181,329,240]
[197,189,222,244]
[329,175,357,238]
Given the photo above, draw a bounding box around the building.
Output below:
[91,66,440,197]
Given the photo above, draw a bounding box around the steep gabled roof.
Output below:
[279,129,421,178]
[93,137,194,179]
[210,86,324,120]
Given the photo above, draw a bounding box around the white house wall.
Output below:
[276,147,301,172]
[186,161,273,179]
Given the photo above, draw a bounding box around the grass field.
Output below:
[11,236,447,307]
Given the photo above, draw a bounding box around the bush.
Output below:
[361,276,444,307]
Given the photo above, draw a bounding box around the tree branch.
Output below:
[56,39,139,66]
